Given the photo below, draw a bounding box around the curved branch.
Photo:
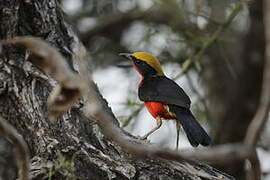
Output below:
[1,37,84,119]
[244,0,270,147]
[1,37,252,176]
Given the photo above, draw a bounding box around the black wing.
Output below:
[139,76,191,108]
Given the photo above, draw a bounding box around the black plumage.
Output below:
[139,75,211,147]
[168,105,211,147]
[139,76,191,109]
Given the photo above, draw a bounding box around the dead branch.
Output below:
[76,40,254,166]
[246,150,261,180]
[6,37,251,164]
[244,0,270,147]
[241,0,270,178]
[82,84,251,164]
[0,117,29,180]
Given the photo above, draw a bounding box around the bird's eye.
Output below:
[134,59,141,64]
[131,56,141,64]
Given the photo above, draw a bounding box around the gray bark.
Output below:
[0,0,233,179]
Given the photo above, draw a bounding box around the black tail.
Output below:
[168,105,211,147]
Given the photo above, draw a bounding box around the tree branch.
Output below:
[1,37,84,119]
[241,0,270,178]
[3,37,251,166]
[244,0,270,147]
[2,36,262,179]
[246,150,261,180]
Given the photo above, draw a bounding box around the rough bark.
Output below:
[0,0,233,179]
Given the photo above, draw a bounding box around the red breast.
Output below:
[144,102,176,120]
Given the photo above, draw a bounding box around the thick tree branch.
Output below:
[2,37,253,170]
[1,38,83,119]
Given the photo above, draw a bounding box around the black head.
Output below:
[119,53,158,77]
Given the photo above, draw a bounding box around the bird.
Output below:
[119,52,211,149]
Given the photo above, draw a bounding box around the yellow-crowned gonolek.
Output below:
[120,52,211,149]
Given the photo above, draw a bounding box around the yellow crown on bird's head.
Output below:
[131,52,164,76]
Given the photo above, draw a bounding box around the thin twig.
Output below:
[195,3,242,62]
[0,117,29,180]
[181,3,243,74]
[185,73,212,126]
[217,41,238,80]
[121,104,144,128]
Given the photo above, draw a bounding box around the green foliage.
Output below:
[46,151,77,180]
[119,99,144,128]
[125,99,141,107]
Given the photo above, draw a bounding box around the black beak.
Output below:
[119,53,132,60]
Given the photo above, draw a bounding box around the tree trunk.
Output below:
[0,0,233,179]
[202,0,264,179]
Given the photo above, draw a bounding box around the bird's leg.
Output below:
[175,120,181,150]
[140,117,162,140]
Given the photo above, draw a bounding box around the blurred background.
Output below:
[60,0,270,179]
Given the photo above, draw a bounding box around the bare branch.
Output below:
[2,37,257,176]
[244,0,270,147]
[0,117,29,180]
[121,104,144,128]
[246,150,261,180]
[78,46,253,165]
[185,73,212,125]
[241,0,270,178]
[185,3,243,73]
